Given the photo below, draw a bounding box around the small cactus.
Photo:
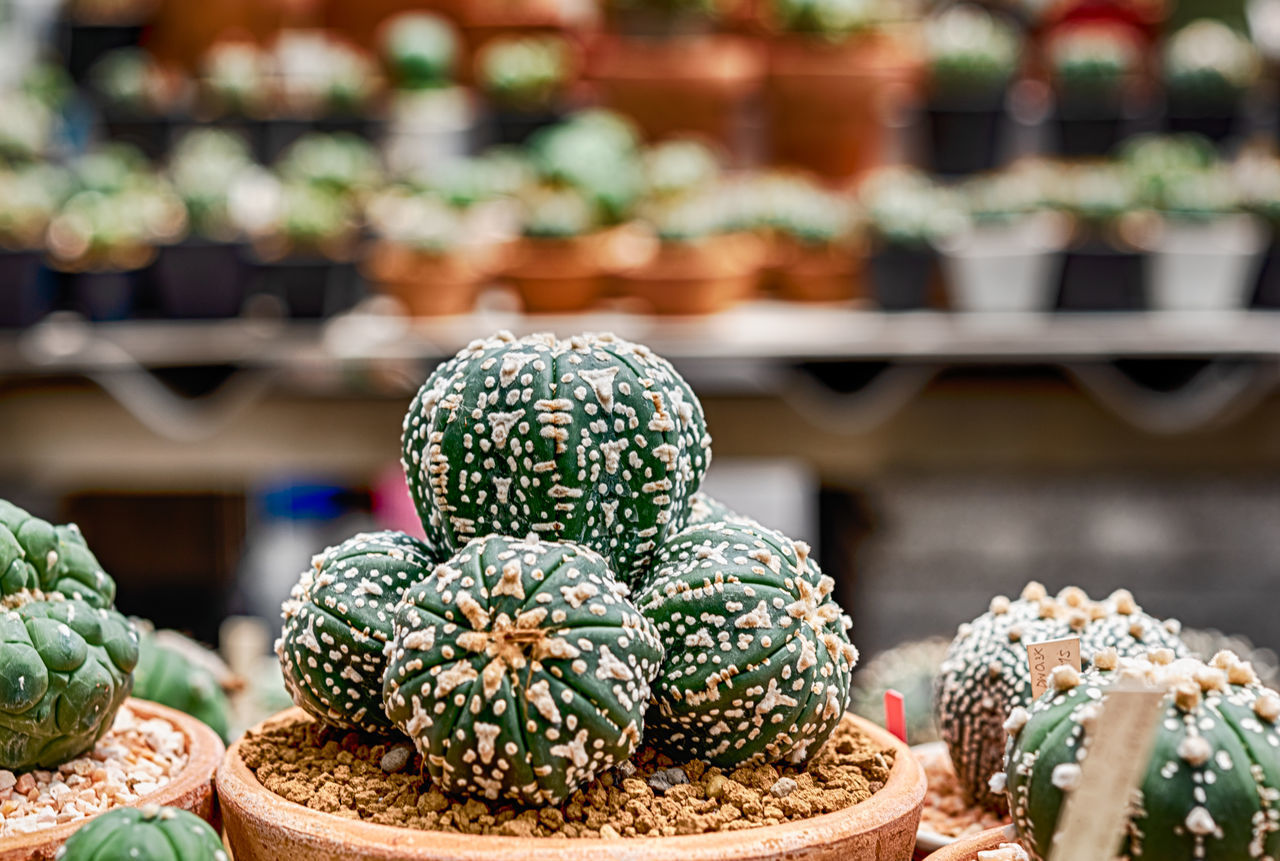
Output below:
[277,531,440,734]
[401,331,711,587]
[0,500,117,609]
[637,518,858,766]
[382,534,663,805]
[56,804,226,861]
[849,637,950,744]
[998,650,1280,860]
[934,582,1186,812]
[133,625,234,742]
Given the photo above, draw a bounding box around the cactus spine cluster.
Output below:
[56,804,227,861]
[934,582,1186,811]
[997,649,1280,861]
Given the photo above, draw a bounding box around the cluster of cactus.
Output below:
[933,581,1186,812]
[57,804,226,861]
[0,500,139,771]
[995,648,1280,860]
[278,331,861,807]
[132,624,235,743]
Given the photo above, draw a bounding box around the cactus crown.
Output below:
[1047,21,1142,93]
[56,804,227,861]
[477,35,571,109]
[1164,20,1259,100]
[925,5,1022,94]
[381,12,459,90]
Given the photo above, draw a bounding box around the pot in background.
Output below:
[366,241,485,317]
[1052,92,1131,159]
[505,233,613,314]
[252,255,364,320]
[869,243,940,311]
[923,90,1008,177]
[921,827,1014,860]
[0,250,55,328]
[218,707,927,861]
[384,87,477,180]
[1056,238,1146,311]
[62,268,142,322]
[1145,214,1264,311]
[1165,95,1243,145]
[941,215,1066,313]
[151,239,248,320]
[617,232,764,315]
[774,237,866,303]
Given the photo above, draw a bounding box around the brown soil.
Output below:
[239,713,894,838]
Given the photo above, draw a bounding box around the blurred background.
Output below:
[1,0,1279,732]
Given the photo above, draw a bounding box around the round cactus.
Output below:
[997,649,1280,861]
[382,534,663,805]
[401,331,712,586]
[636,518,858,766]
[850,637,950,745]
[133,626,233,742]
[934,582,1187,812]
[56,803,227,861]
[683,491,741,528]
[0,500,116,608]
[277,531,440,734]
[0,591,138,770]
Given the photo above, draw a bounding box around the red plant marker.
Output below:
[885,689,907,744]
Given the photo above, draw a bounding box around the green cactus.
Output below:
[277,531,440,734]
[382,534,663,805]
[133,625,233,742]
[849,636,950,744]
[636,518,858,766]
[934,582,1187,813]
[381,12,459,91]
[401,331,711,587]
[998,649,1280,861]
[477,35,571,110]
[925,5,1022,97]
[683,491,740,527]
[0,592,138,770]
[0,501,116,609]
[1164,20,1259,105]
[56,804,227,861]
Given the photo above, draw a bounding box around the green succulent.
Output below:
[862,168,968,247]
[0,91,55,163]
[366,187,465,252]
[276,133,383,196]
[1048,163,1141,227]
[401,331,711,587]
[428,148,532,207]
[637,518,858,766]
[934,582,1187,812]
[478,35,571,110]
[773,0,888,40]
[528,111,644,224]
[382,12,459,90]
[270,182,358,251]
[925,5,1022,96]
[520,185,599,239]
[382,534,663,805]
[0,500,117,608]
[643,139,722,200]
[961,161,1051,224]
[70,143,152,196]
[1164,20,1260,104]
[56,804,227,861]
[641,189,734,242]
[168,129,254,240]
[89,48,158,113]
[133,625,233,742]
[199,42,271,116]
[277,531,440,734]
[999,650,1280,861]
[683,491,742,527]
[849,637,949,745]
[22,63,74,111]
[1047,22,1142,96]
[0,164,71,250]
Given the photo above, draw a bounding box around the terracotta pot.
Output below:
[774,237,865,303]
[0,699,226,861]
[505,234,611,313]
[618,233,764,315]
[590,34,765,159]
[366,242,485,317]
[219,708,926,861]
[766,33,923,182]
[922,827,1012,860]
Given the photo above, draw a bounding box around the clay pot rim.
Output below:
[0,698,226,859]
[922,825,1014,860]
[218,708,926,860]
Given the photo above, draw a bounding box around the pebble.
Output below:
[380,745,413,774]
[646,767,689,794]
[599,824,621,839]
[770,777,798,798]
[616,760,636,779]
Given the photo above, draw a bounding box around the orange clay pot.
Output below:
[218,707,927,861]
[0,700,225,861]
[766,32,923,182]
[504,234,613,314]
[365,241,487,317]
[922,827,1013,860]
[617,232,764,315]
[590,34,765,159]
[773,236,866,303]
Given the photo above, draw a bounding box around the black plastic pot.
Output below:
[0,250,56,328]
[923,90,1007,176]
[1053,91,1129,158]
[1250,236,1280,309]
[1057,239,1146,311]
[485,105,566,147]
[253,256,363,319]
[151,240,248,319]
[868,244,938,311]
[57,20,146,83]
[63,269,140,321]
[1165,95,1241,144]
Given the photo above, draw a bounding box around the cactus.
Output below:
[925,5,1022,97]
[277,531,439,734]
[56,804,227,861]
[849,637,950,744]
[0,591,138,770]
[934,582,1187,812]
[997,649,1280,861]
[477,35,571,110]
[382,534,663,805]
[1047,21,1141,98]
[401,331,711,587]
[0,500,116,609]
[381,12,459,91]
[684,491,740,527]
[1164,20,1259,105]
[133,625,234,742]
[636,518,858,766]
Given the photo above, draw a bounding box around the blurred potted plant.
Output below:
[1240,155,1280,308]
[89,47,192,159]
[152,129,256,319]
[1162,20,1259,143]
[57,0,158,83]
[379,12,474,180]
[506,184,614,313]
[862,168,967,310]
[592,0,765,160]
[0,165,68,327]
[766,0,923,181]
[1049,162,1148,310]
[526,110,646,227]
[197,40,274,160]
[1046,20,1146,158]
[274,132,385,201]
[922,4,1022,176]
[476,34,576,146]
[0,90,58,164]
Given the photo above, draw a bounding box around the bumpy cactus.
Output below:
[998,649,1280,861]
[133,626,233,742]
[0,501,116,608]
[401,331,711,586]
[56,804,227,861]
[0,591,138,770]
[934,582,1187,812]
[277,531,439,734]
[637,518,858,766]
[382,534,663,805]
[850,637,950,744]
[683,491,740,527]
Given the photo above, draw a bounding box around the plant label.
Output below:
[1026,637,1081,700]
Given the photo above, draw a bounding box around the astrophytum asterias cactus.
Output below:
[277,531,440,734]
[382,534,663,805]
[56,804,227,861]
[0,591,138,770]
[934,582,1187,811]
[997,649,1280,861]
[0,500,116,608]
[637,519,858,766]
[683,491,741,528]
[401,331,711,586]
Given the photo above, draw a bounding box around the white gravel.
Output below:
[0,704,189,836]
